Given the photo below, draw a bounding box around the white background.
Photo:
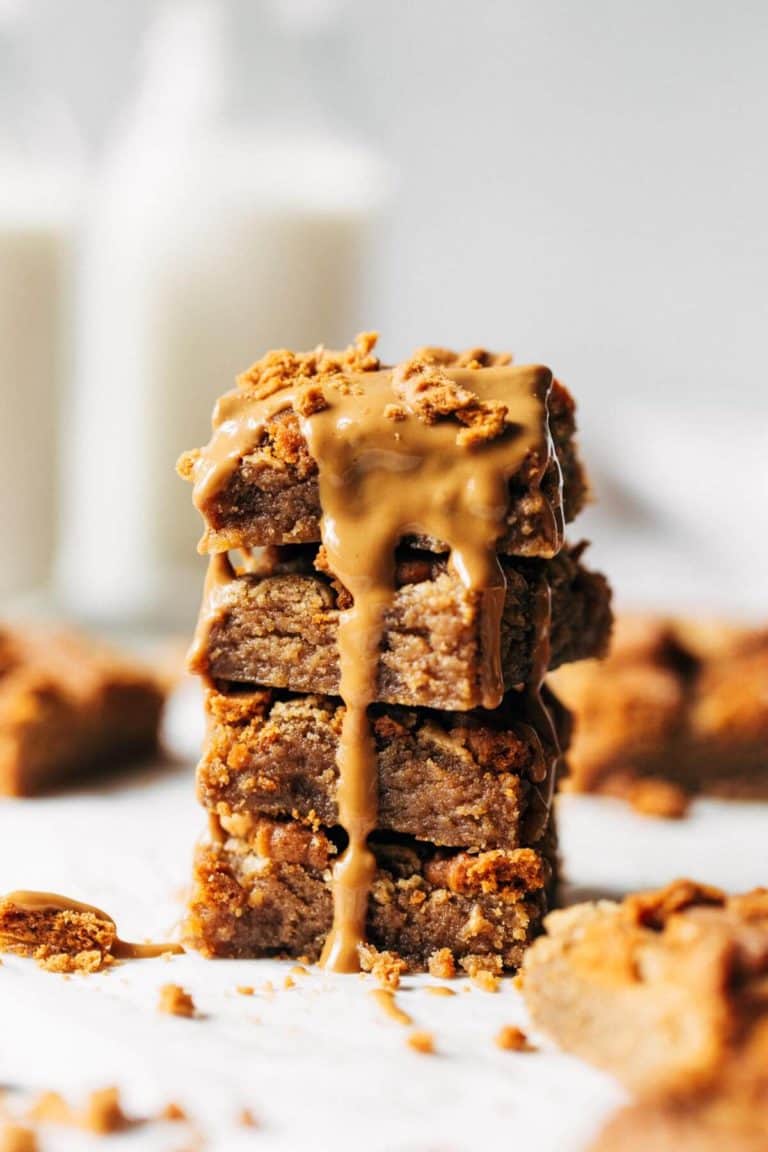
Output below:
[10,0,768,617]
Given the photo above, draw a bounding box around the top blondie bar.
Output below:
[178,334,588,558]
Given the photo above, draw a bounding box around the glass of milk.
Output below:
[0,2,81,605]
[57,0,389,628]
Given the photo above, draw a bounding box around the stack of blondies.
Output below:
[179,336,611,973]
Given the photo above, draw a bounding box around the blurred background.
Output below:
[1,0,766,635]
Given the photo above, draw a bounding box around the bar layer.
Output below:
[0,626,164,796]
[187,816,557,970]
[179,369,587,559]
[199,686,570,850]
[522,880,768,1095]
[552,616,768,799]
[193,543,612,711]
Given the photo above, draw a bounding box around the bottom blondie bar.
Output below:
[187,815,557,970]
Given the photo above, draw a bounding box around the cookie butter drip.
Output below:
[4,891,183,958]
[188,342,561,972]
[297,362,555,971]
[523,579,561,841]
[188,552,236,677]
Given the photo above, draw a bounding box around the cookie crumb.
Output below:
[471,971,501,993]
[26,1092,71,1126]
[370,988,413,1027]
[359,943,408,990]
[238,1108,259,1129]
[283,975,295,990]
[158,984,196,1018]
[289,965,309,978]
[295,383,328,418]
[406,1030,435,1055]
[383,402,407,422]
[236,985,254,996]
[627,778,690,820]
[0,1125,38,1152]
[495,1025,534,1051]
[28,1088,133,1135]
[236,332,380,399]
[424,985,455,997]
[427,948,456,980]
[159,1102,187,1123]
[83,1087,131,1135]
[391,352,511,446]
[461,954,502,992]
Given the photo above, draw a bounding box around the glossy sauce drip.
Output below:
[522,578,561,842]
[192,362,560,972]
[188,552,236,676]
[5,890,184,958]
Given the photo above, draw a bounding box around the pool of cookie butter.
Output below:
[190,344,563,972]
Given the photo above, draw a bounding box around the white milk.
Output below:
[58,1,386,625]
[0,166,77,603]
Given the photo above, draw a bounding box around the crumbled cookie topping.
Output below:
[406,1030,435,1054]
[358,943,409,989]
[236,332,380,399]
[28,1087,132,1134]
[627,777,690,820]
[391,349,514,447]
[158,984,197,1018]
[427,948,457,979]
[0,1125,38,1152]
[495,1025,534,1051]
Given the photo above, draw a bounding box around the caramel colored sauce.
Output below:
[370,987,413,1026]
[191,361,561,972]
[6,890,183,958]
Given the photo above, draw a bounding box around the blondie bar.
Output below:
[522,880,768,1094]
[191,543,611,710]
[552,615,768,801]
[198,685,570,850]
[591,1021,768,1152]
[0,625,164,796]
[187,815,557,970]
[178,337,588,559]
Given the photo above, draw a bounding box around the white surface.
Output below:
[1,687,766,1151]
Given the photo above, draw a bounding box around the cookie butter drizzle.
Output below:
[190,350,563,972]
[4,891,184,957]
